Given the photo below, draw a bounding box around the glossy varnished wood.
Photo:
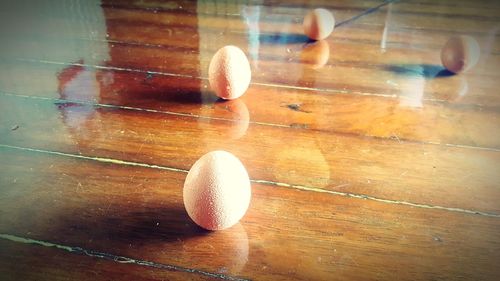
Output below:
[1,148,499,280]
[1,94,499,214]
[2,8,499,104]
[0,240,215,281]
[1,61,500,149]
[0,0,499,280]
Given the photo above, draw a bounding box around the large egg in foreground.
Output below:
[303,8,335,41]
[183,151,251,230]
[208,46,251,100]
[441,35,480,73]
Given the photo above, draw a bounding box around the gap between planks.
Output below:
[11,57,494,110]
[2,91,500,153]
[0,233,250,281]
[0,143,498,218]
[104,0,500,21]
[0,0,426,110]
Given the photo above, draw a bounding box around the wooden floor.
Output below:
[0,0,499,280]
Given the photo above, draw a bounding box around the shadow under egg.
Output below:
[385,64,449,79]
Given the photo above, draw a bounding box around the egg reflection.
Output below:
[300,40,330,69]
[213,99,250,140]
[427,75,469,102]
[179,223,249,274]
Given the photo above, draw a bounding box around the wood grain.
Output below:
[1,0,498,114]
[1,147,499,281]
[1,8,498,107]
[1,61,499,149]
[3,40,498,108]
[0,239,216,281]
[1,0,499,280]
[0,95,499,214]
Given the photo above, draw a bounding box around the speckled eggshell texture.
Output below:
[303,8,335,40]
[208,45,251,100]
[441,35,480,73]
[183,151,251,231]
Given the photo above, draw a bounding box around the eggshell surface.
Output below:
[303,8,335,40]
[441,35,480,73]
[208,46,251,100]
[183,151,251,230]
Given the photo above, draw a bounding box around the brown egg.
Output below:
[440,35,480,73]
[303,8,335,40]
[300,40,330,69]
[183,151,251,231]
[208,45,251,100]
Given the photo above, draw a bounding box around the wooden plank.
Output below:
[99,14,500,74]
[405,0,500,9]
[1,60,499,149]
[2,0,498,109]
[99,3,500,57]
[390,1,500,18]
[0,95,498,214]
[3,36,498,85]
[100,3,500,39]
[1,19,498,108]
[1,2,499,281]
[100,6,500,55]
[0,147,499,281]
[102,0,384,16]
[0,239,216,281]
[3,1,497,54]
[355,4,500,34]
[1,38,499,110]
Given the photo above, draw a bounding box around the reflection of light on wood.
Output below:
[274,139,330,188]
[0,0,109,65]
[59,69,100,129]
[399,76,425,108]
[242,5,262,67]
[0,0,109,97]
[380,3,393,52]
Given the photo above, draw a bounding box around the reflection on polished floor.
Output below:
[0,0,499,280]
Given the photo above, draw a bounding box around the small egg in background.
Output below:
[441,35,480,73]
[303,8,335,41]
[183,151,251,231]
[208,45,251,100]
